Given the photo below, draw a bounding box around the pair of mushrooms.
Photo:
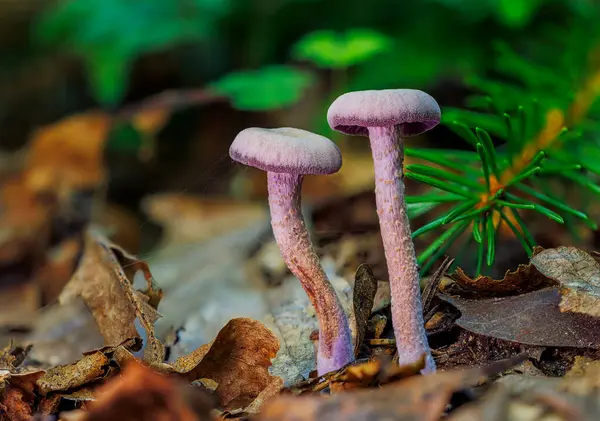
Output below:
[230,89,440,375]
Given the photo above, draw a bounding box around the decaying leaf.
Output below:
[170,318,281,411]
[448,355,600,420]
[531,246,600,317]
[256,355,525,421]
[141,194,267,248]
[441,287,600,348]
[36,351,110,395]
[59,232,165,363]
[445,248,555,299]
[59,362,216,421]
[353,264,378,356]
[23,111,111,196]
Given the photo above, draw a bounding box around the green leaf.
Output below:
[211,66,315,110]
[406,164,484,191]
[85,53,130,106]
[417,220,471,273]
[412,201,474,239]
[514,184,589,221]
[406,193,464,204]
[486,213,496,266]
[444,121,479,148]
[472,216,483,243]
[498,210,533,256]
[532,204,565,224]
[494,200,535,210]
[475,215,486,275]
[442,200,480,224]
[292,28,393,69]
[476,128,501,178]
[407,202,442,219]
[505,166,541,187]
[508,207,536,247]
[405,147,479,171]
[476,143,492,192]
[35,0,229,105]
[405,172,480,199]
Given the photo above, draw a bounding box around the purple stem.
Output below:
[368,126,435,373]
[267,172,354,375]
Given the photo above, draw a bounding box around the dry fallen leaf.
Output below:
[256,355,525,421]
[353,264,378,356]
[142,193,267,248]
[448,355,600,420]
[169,318,281,411]
[36,351,110,395]
[60,232,164,363]
[23,111,111,197]
[531,246,600,317]
[441,287,600,348]
[60,362,216,421]
[446,251,555,299]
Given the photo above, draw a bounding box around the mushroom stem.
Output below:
[267,172,354,375]
[367,126,435,373]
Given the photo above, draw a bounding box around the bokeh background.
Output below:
[1,0,600,301]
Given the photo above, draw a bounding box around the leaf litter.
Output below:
[5,116,600,420]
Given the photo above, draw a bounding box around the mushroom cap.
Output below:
[327,89,441,137]
[229,127,342,175]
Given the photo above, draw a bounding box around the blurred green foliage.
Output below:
[34,0,230,104]
[33,0,587,107]
[29,0,600,276]
[292,29,393,69]
[210,66,314,110]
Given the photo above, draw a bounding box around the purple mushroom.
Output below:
[229,127,354,375]
[327,89,441,373]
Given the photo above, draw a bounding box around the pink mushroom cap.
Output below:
[229,127,342,175]
[327,89,441,137]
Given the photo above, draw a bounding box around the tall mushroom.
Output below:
[229,127,354,375]
[327,89,441,373]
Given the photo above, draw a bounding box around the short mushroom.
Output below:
[327,89,441,373]
[229,127,354,375]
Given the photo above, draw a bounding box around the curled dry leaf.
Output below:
[441,288,600,348]
[60,362,216,421]
[531,246,600,317]
[36,351,110,396]
[60,232,165,363]
[256,355,525,421]
[446,249,555,299]
[353,264,378,356]
[169,318,281,411]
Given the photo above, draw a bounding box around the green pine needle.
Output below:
[406,164,484,191]
[486,213,496,266]
[405,172,480,199]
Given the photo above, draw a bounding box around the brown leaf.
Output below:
[441,287,600,348]
[446,254,555,299]
[36,351,110,395]
[530,246,600,317]
[1,386,33,421]
[170,318,280,411]
[449,355,600,421]
[60,362,216,421]
[23,111,110,196]
[256,355,525,421]
[353,264,378,356]
[60,232,165,363]
[141,194,267,247]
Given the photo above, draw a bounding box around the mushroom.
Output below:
[327,89,440,373]
[229,127,354,375]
